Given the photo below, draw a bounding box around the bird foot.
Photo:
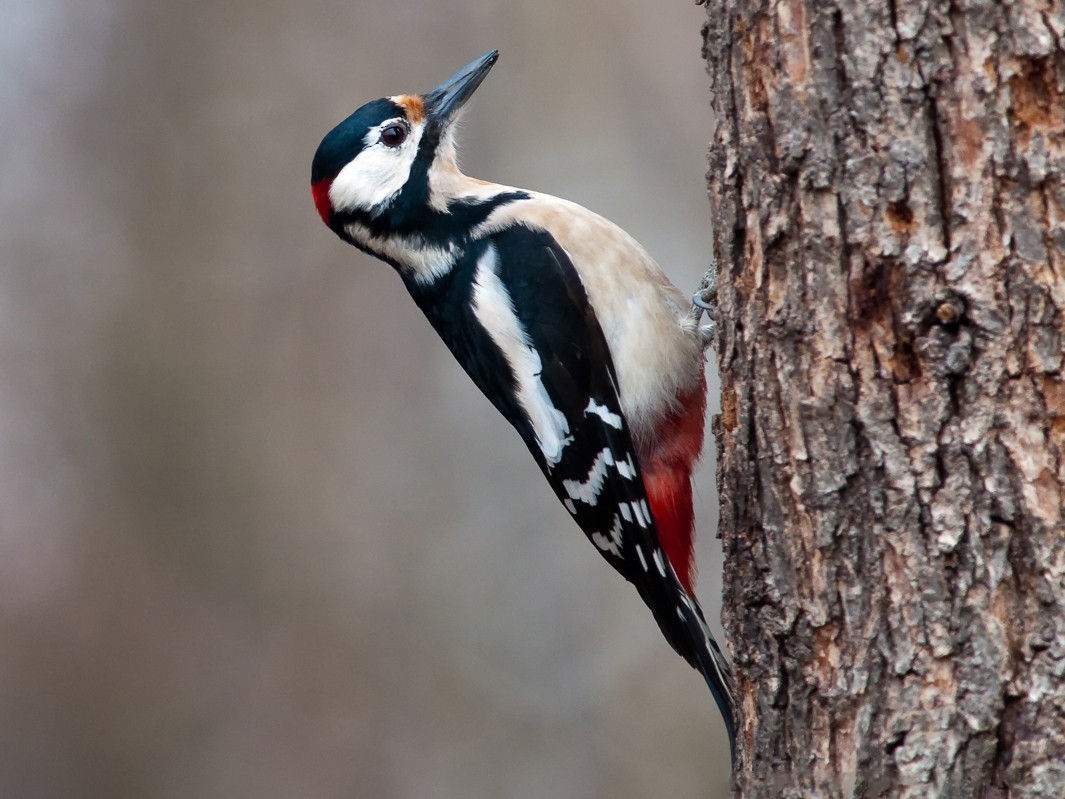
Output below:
[688,260,718,351]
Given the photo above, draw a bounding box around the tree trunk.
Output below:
[702,0,1065,796]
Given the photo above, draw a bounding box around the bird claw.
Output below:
[689,260,718,350]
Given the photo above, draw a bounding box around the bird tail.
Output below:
[686,594,737,763]
[631,559,737,762]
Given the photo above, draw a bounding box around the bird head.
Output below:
[311,50,498,232]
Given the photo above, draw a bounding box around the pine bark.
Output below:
[702,0,1065,796]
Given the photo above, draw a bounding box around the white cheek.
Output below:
[330,125,423,213]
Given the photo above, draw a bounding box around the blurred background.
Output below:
[0,0,729,796]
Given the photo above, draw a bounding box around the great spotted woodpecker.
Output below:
[311,51,736,753]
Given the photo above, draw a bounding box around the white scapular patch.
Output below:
[652,548,667,578]
[562,448,614,505]
[590,515,623,558]
[585,399,623,429]
[471,246,572,464]
[330,119,424,214]
[472,191,706,440]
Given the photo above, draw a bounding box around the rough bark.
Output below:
[702,0,1065,796]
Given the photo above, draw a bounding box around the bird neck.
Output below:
[338,177,531,285]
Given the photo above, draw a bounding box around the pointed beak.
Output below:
[422,50,499,128]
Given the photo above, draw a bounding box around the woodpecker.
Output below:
[311,50,736,753]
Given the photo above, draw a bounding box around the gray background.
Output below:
[1,0,730,796]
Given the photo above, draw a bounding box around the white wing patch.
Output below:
[471,246,572,464]
[631,501,650,528]
[585,399,623,429]
[652,547,667,578]
[591,514,623,558]
[561,448,614,505]
[615,453,637,480]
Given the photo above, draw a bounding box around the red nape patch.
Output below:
[311,178,333,226]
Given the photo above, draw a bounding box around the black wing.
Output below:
[403,225,735,753]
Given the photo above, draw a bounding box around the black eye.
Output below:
[381,124,408,147]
